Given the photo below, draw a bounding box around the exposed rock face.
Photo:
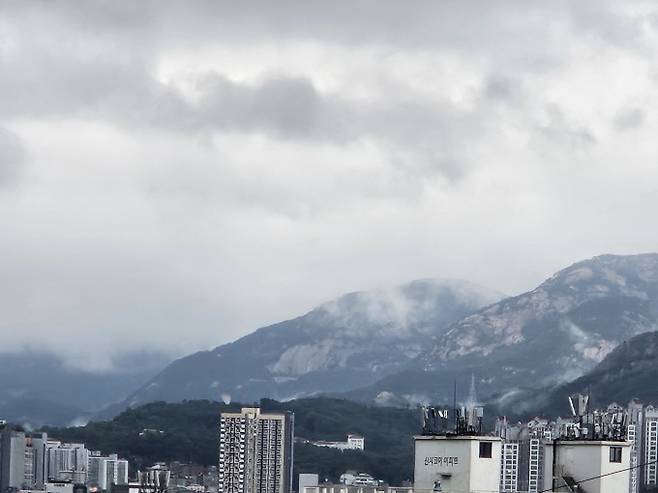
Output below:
[351,254,658,404]
[123,279,503,406]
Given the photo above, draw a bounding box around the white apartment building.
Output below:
[87,452,129,491]
[0,430,48,491]
[219,407,294,493]
[627,400,643,493]
[495,417,548,493]
[46,441,88,483]
[138,463,171,493]
[500,441,519,492]
[526,438,544,493]
[347,435,365,451]
[311,434,365,452]
[645,406,658,487]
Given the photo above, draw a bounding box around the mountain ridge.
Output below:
[120,278,504,408]
[343,253,658,405]
[485,329,658,418]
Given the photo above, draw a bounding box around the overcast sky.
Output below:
[1,1,658,369]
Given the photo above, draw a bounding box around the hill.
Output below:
[544,330,658,414]
[485,330,658,419]
[0,350,171,426]
[45,398,420,485]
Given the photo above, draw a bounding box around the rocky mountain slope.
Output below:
[121,279,503,407]
[351,254,658,405]
[486,329,658,419]
[548,330,658,412]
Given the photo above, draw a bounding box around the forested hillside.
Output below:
[44,398,419,485]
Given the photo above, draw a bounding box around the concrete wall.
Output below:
[543,441,631,493]
[47,481,75,493]
[298,474,319,491]
[1,432,27,490]
[413,436,501,493]
[467,438,502,493]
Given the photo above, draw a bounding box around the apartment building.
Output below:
[219,407,294,493]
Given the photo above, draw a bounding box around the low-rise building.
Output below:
[543,440,631,493]
[137,463,170,493]
[339,473,377,487]
[310,435,365,452]
[414,435,502,493]
[298,474,319,493]
[302,486,411,493]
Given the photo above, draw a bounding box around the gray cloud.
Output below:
[187,74,349,140]
[536,105,597,150]
[0,128,25,186]
[614,107,646,130]
[0,1,658,367]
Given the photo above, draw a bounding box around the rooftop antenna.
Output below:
[466,373,478,409]
[568,393,590,439]
[453,379,457,432]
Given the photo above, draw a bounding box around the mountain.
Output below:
[121,279,504,408]
[353,254,658,405]
[486,330,658,419]
[547,330,658,414]
[0,351,172,426]
[44,398,419,486]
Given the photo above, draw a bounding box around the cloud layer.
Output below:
[1,1,658,368]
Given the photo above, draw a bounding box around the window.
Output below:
[479,441,493,458]
[610,446,622,463]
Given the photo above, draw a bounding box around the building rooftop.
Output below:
[546,440,632,446]
[414,435,501,441]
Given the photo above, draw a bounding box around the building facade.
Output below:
[219,408,294,493]
[627,400,643,493]
[495,417,549,493]
[500,441,519,492]
[87,452,129,491]
[413,435,502,493]
[0,429,49,491]
[46,441,89,483]
[543,440,631,493]
[644,405,658,487]
[310,435,365,452]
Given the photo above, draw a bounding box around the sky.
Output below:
[1,1,658,369]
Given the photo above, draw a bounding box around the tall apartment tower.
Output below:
[0,429,48,491]
[87,452,129,491]
[627,399,643,493]
[46,441,89,483]
[500,441,519,492]
[219,407,294,493]
[495,417,549,493]
[644,405,658,487]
